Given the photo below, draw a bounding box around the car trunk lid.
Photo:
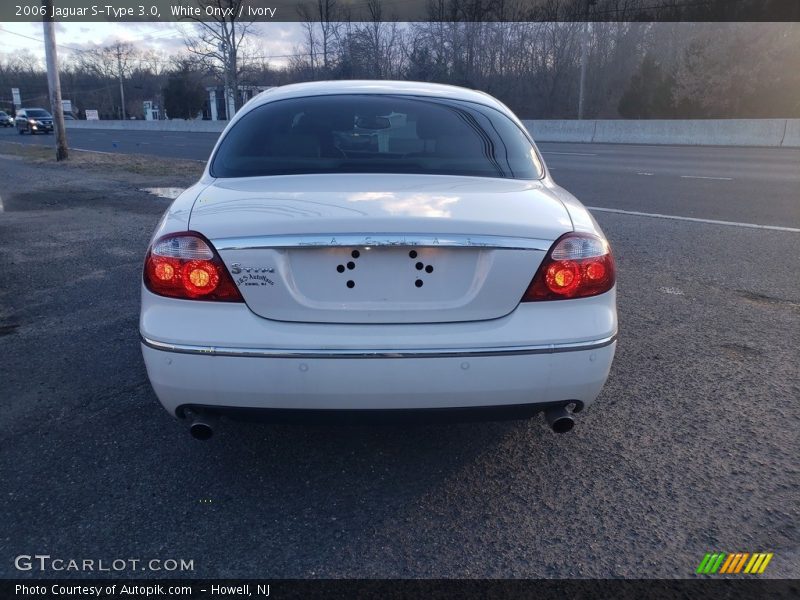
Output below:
[191,174,572,323]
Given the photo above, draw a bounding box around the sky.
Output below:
[0,21,306,68]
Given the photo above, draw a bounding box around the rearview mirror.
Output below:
[355,116,391,130]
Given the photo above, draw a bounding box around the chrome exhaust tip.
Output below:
[544,406,575,434]
[190,421,214,440]
[185,409,216,440]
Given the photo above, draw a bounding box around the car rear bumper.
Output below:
[173,401,587,425]
[140,287,617,417]
[141,336,616,416]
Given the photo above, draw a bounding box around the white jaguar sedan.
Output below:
[140,81,617,439]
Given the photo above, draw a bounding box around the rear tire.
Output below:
[18,127,24,135]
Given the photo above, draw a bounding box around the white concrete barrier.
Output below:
[781,119,800,147]
[65,118,800,147]
[523,120,595,143]
[593,119,788,146]
[65,120,227,133]
[524,119,800,147]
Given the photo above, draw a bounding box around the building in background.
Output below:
[204,85,272,120]
[143,100,164,120]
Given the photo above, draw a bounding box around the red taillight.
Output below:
[143,232,243,302]
[521,233,615,301]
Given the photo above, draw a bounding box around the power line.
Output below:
[589,0,730,17]
[249,51,315,60]
[0,25,89,53]
[0,25,184,55]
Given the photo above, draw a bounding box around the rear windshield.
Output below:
[26,109,51,118]
[211,94,542,179]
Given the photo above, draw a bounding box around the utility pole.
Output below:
[227,38,237,116]
[218,41,228,119]
[577,0,596,120]
[115,45,127,120]
[42,0,68,160]
[219,41,235,119]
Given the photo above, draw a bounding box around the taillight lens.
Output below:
[143,232,243,302]
[521,233,615,301]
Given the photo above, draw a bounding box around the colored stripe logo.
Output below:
[696,552,773,574]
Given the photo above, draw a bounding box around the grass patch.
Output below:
[0,141,204,178]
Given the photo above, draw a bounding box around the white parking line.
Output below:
[71,148,117,155]
[680,175,733,180]
[637,172,654,176]
[586,206,800,232]
[658,286,685,296]
[542,151,597,156]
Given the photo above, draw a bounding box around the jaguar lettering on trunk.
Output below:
[229,263,274,275]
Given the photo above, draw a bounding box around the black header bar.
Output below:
[2,0,799,23]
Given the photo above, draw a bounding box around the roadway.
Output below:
[4,126,799,228]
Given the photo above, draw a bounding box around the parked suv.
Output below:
[15,108,54,134]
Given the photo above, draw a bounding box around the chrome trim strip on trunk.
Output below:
[140,333,617,359]
[211,233,552,252]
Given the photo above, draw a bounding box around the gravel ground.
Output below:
[0,147,797,579]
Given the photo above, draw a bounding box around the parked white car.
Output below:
[140,80,617,439]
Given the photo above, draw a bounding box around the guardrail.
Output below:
[64,118,800,147]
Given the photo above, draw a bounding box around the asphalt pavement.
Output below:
[3,125,220,161]
[0,134,797,579]
[4,125,799,228]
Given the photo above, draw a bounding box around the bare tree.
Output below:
[2,50,43,74]
[5,6,799,122]
[183,0,256,117]
[297,8,318,77]
[76,41,137,119]
[297,0,342,77]
[139,49,170,77]
[673,22,800,118]
[362,0,389,78]
[354,0,403,79]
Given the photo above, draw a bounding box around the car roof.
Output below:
[247,80,508,113]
